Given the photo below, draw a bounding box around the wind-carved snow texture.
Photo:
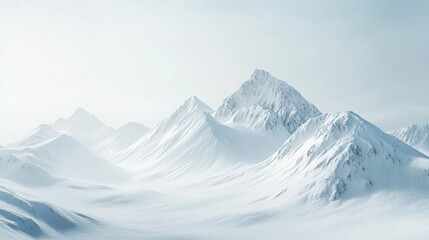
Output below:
[0,186,92,239]
[0,155,58,187]
[1,69,429,239]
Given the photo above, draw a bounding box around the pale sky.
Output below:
[1,0,428,145]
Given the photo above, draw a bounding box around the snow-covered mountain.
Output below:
[390,124,429,155]
[268,112,429,201]
[50,108,116,149]
[1,69,429,239]
[215,69,321,135]
[115,95,292,178]
[14,108,150,160]
[16,124,61,147]
[115,70,322,177]
[214,112,429,202]
[115,96,233,176]
[1,134,127,185]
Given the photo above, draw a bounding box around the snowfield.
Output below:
[1,69,429,239]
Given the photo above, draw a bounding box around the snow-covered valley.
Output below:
[1,70,429,239]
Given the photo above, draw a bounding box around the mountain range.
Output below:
[1,69,428,239]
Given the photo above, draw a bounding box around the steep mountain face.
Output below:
[272,112,429,201]
[390,124,429,155]
[51,108,115,149]
[219,112,429,202]
[215,69,321,135]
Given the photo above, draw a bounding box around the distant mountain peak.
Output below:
[53,108,106,129]
[66,108,104,124]
[215,69,321,134]
[390,123,429,155]
[251,68,272,81]
[73,107,90,115]
[50,108,114,147]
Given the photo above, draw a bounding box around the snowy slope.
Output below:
[215,69,321,135]
[114,96,225,174]
[0,135,127,185]
[268,112,429,201]
[115,70,323,177]
[0,185,93,239]
[389,124,429,155]
[0,154,59,187]
[2,70,429,239]
[211,112,429,202]
[94,122,150,159]
[114,96,287,178]
[16,124,61,147]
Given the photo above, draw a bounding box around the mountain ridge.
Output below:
[390,123,429,155]
[215,69,321,135]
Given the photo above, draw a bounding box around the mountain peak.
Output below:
[55,108,105,126]
[68,108,100,122]
[403,123,429,131]
[180,96,214,114]
[143,96,214,141]
[214,70,321,134]
[251,69,272,81]
[50,108,113,146]
[265,111,428,201]
[390,123,429,155]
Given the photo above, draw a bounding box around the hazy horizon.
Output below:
[1,0,429,145]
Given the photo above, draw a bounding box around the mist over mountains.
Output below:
[1,70,428,240]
